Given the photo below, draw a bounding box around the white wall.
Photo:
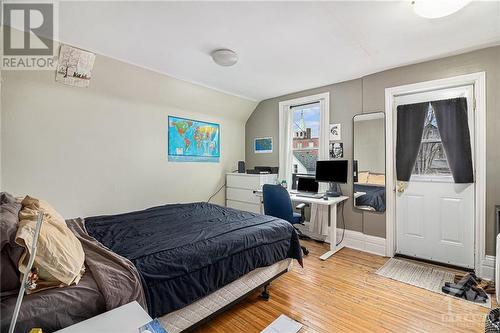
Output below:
[1,51,257,218]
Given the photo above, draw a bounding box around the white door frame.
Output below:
[384,72,486,276]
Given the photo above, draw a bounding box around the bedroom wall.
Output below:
[246,79,365,234]
[1,49,257,218]
[246,46,500,255]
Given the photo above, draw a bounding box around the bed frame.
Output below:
[159,259,292,333]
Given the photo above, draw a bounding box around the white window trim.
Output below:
[278,93,330,186]
[384,72,486,277]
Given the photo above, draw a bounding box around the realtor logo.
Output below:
[2,2,57,69]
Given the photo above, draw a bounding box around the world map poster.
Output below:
[168,116,220,162]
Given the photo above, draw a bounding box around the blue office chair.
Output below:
[262,184,309,255]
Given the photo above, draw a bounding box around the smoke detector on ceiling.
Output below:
[211,49,238,67]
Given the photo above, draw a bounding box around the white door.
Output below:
[395,85,475,269]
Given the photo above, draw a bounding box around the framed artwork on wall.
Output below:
[329,123,341,141]
[56,44,96,88]
[168,116,220,162]
[330,142,343,158]
[254,137,273,153]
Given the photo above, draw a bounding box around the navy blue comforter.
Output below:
[354,184,386,212]
[85,202,302,317]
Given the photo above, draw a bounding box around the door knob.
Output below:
[397,182,406,193]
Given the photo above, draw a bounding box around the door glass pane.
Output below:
[292,103,320,177]
[411,104,452,181]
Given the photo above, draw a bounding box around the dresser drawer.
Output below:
[226,174,261,190]
[226,188,261,204]
[226,200,261,214]
[226,173,277,190]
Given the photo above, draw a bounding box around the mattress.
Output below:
[160,259,292,333]
[85,202,302,317]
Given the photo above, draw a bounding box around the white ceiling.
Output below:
[58,1,500,101]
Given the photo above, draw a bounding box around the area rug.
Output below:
[376,258,491,308]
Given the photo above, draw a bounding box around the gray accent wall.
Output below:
[246,78,366,236]
[245,46,500,255]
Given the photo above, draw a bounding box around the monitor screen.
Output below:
[297,176,319,193]
[315,160,348,183]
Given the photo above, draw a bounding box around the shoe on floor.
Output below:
[463,285,488,303]
[446,272,478,290]
[442,285,465,297]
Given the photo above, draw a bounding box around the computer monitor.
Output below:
[315,160,348,197]
[297,176,319,193]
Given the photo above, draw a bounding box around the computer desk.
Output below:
[255,190,349,260]
[289,193,349,260]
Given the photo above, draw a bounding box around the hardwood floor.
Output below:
[194,240,491,333]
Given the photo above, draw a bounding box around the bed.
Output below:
[1,218,145,333]
[354,184,386,212]
[2,202,302,333]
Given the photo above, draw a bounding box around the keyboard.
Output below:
[294,193,323,199]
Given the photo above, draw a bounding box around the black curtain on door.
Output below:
[396,102,428,181]
[432,97,474,183]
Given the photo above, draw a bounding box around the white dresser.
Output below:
[226,172,278,213]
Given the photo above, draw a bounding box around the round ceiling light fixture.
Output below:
[211,49,238,67]
[412,0,472,19]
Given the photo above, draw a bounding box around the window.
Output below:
[279,93,329,188]
[291,103,320,186]
[411,104,452,180]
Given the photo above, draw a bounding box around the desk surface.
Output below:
[289,193,348,205]
[254,190,348,206]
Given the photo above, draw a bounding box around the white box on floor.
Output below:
[55,301,152,333]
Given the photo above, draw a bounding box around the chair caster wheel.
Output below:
[303,249,309,256]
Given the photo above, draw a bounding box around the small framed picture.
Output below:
[254,137,273,154]
[330,123,341,141]
[330,142,343,158]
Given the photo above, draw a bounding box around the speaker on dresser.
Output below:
[238,161,246,173]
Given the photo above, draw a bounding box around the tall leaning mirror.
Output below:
[353,112,386,212]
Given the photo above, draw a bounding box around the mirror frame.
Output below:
[352,111,386,213]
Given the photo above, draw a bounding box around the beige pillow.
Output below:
[367,173,386,186]
[16,196,85,293]
[358,171,369,184]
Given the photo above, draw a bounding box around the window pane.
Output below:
[412,105,452,179]
[292,103,320,176]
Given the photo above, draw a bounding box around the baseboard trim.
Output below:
[298,224,495,278]
[295,224,386,257]
[336,229,386,257]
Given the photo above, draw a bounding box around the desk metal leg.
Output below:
[319,203,344,260]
